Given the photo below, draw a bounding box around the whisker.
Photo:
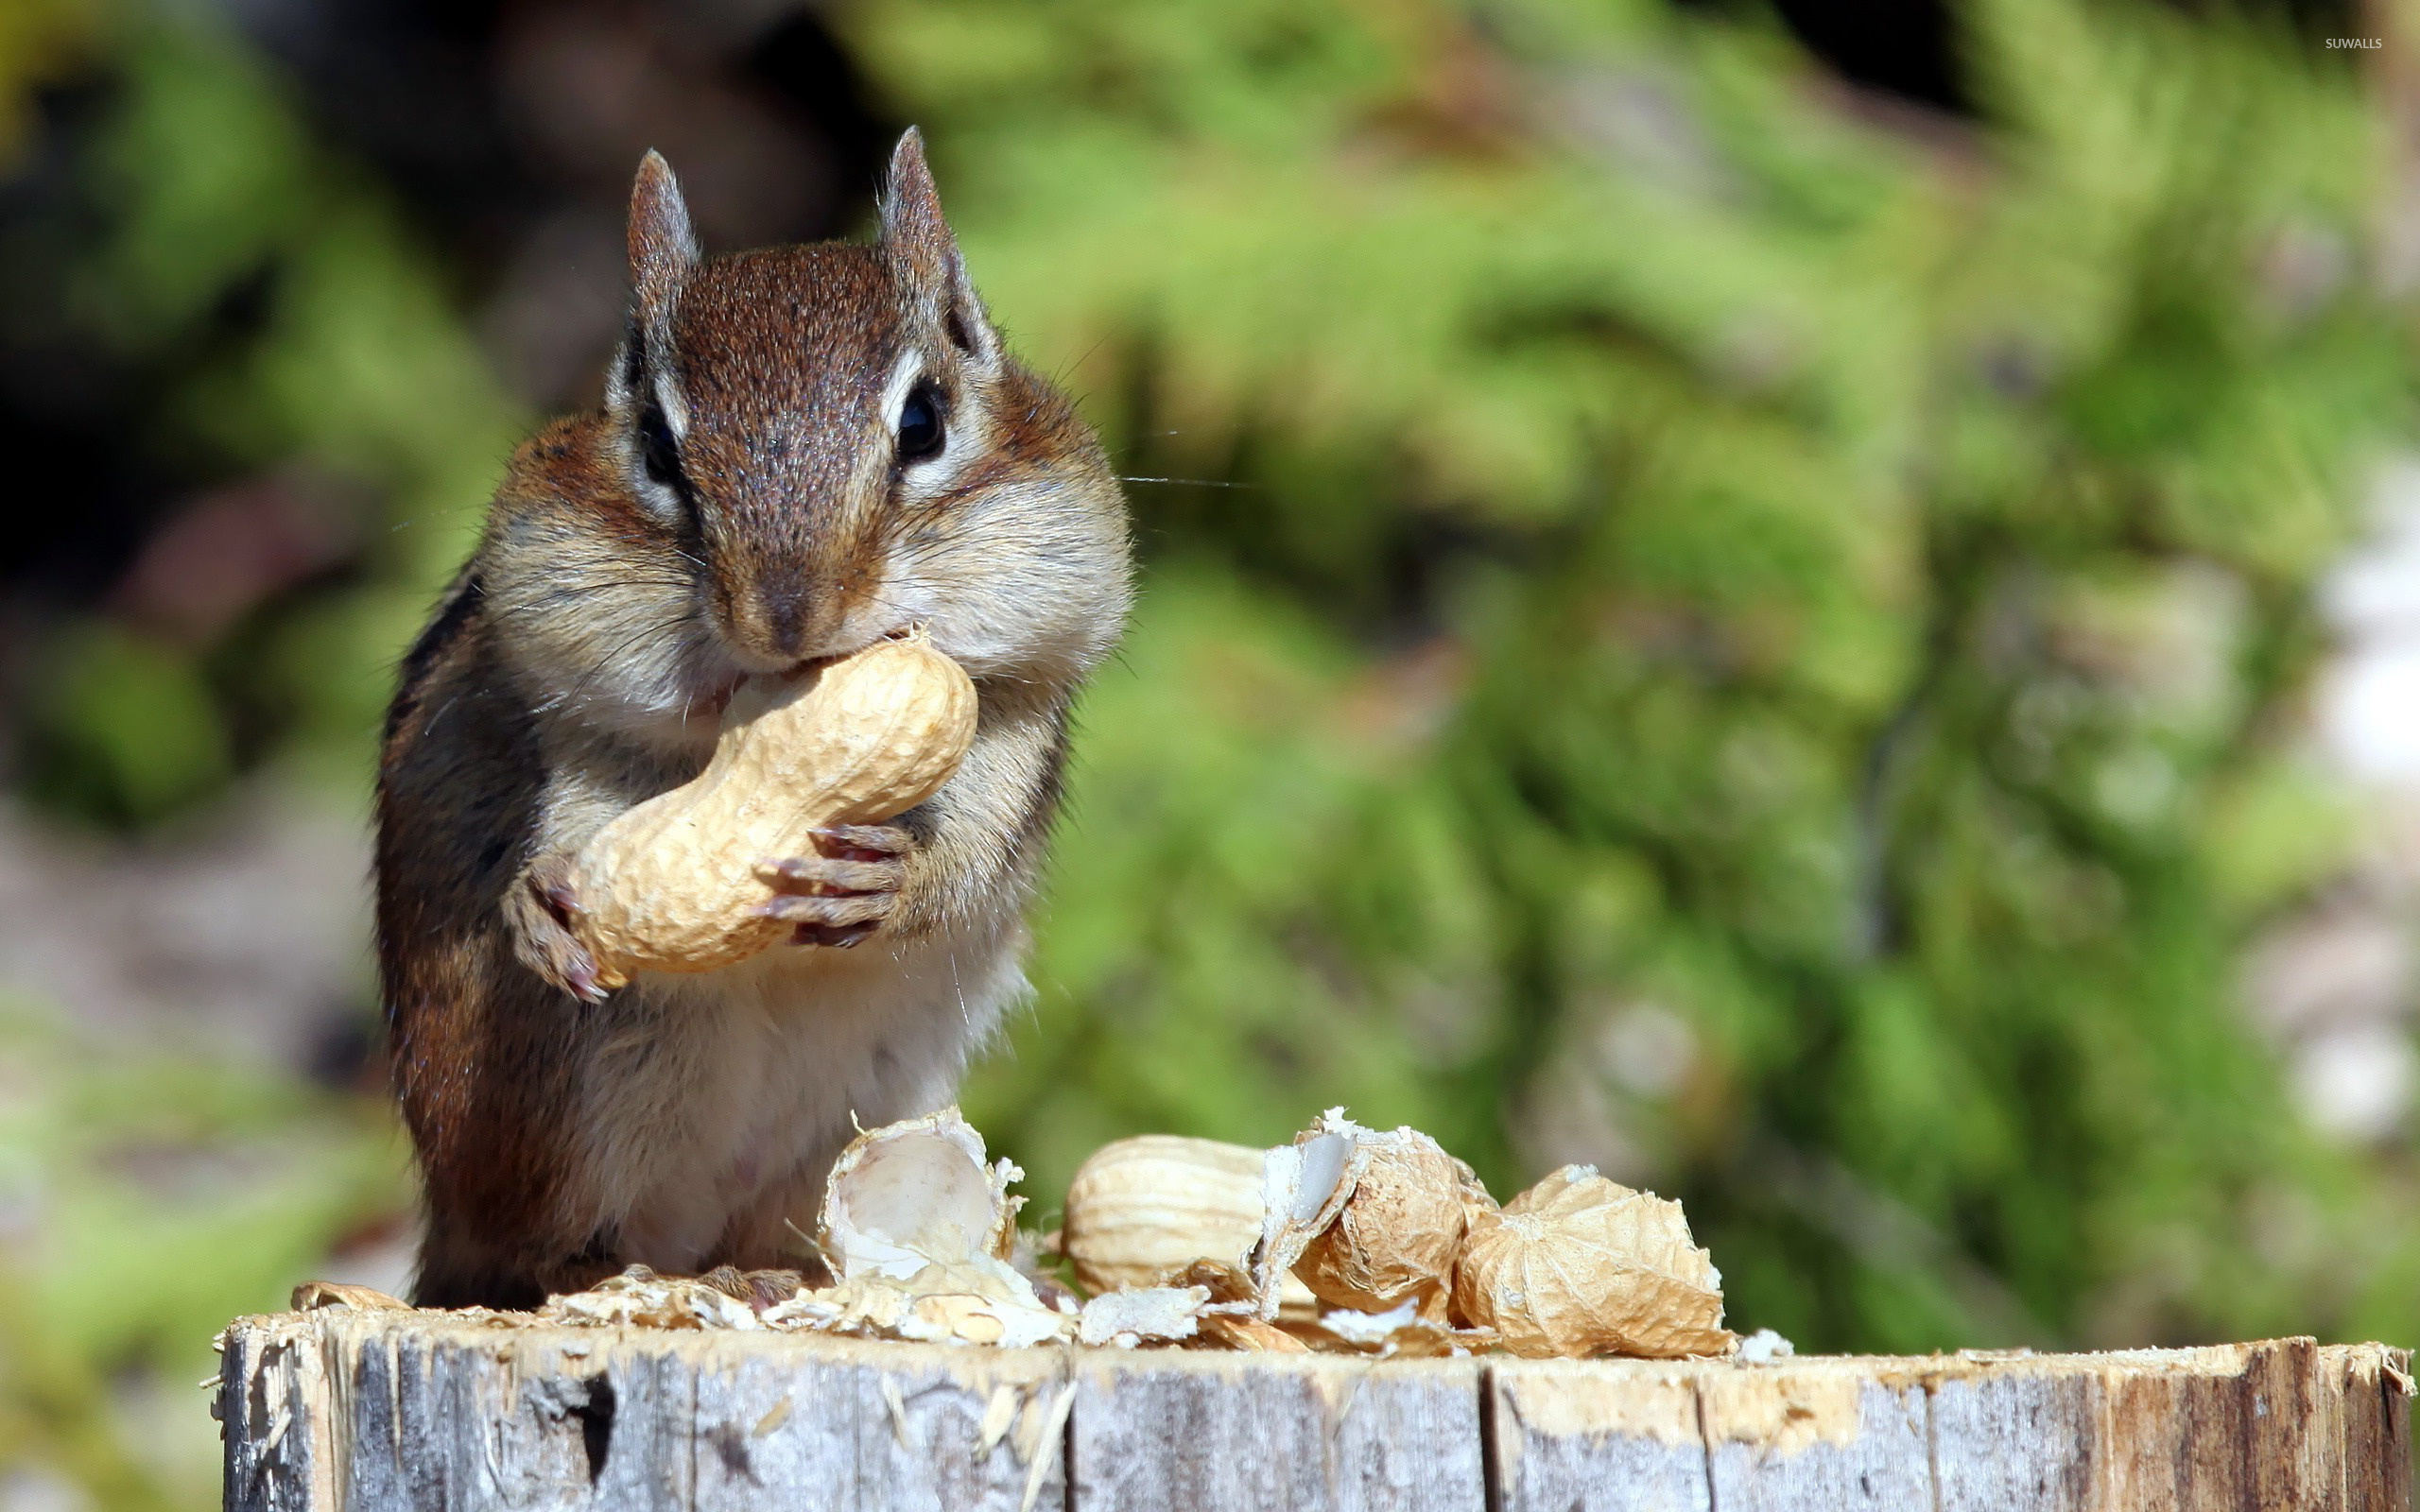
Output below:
[503,578,698,613]
[560,611,700,714]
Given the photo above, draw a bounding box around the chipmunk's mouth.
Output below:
[702,594,929,700]
[674,636,760,724]
[771,624,923,681]
[683,670,745,720]
[682,628,925,722]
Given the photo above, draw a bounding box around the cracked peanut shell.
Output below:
[1293,1122,1471,1317]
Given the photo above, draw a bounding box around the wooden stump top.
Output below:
[217,1309,2411,1510]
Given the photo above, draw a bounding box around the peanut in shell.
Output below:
[1062,1136,1265,1295]
[565,633,977,987]
[1450,1164,1732,1359]
[1061,1135,1323,1316]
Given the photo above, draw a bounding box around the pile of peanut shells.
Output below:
[304,1108,1734,1362]
[1054,1109,1733,1360]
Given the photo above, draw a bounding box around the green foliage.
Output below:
[977,569,1496,1191]
[22,624,231,826]
[0,9,489,1504]
[856,0,2420,1350]
[0,1004,399,1503]
[81,19,522,537]
[18,8,520,825]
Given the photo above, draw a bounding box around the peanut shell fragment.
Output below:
[777,1108,1072,1348]
[1251,1111,1366,1317]
[817,1107,1023,1279]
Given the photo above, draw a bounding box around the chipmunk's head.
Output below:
[492,130,1128,742]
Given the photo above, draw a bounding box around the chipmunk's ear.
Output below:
[628,151,699,349]
[880,129,996,364]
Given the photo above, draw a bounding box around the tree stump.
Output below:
[216,1310,2411,1510]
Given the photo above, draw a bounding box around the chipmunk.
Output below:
[375,130,1132,1309]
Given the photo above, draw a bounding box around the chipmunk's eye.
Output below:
[897,383,945,463]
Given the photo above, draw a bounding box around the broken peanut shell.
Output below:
[818,1107,1024,1280]
[1294,1125,1468,1315]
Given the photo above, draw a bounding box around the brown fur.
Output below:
[377,132,1130,1308]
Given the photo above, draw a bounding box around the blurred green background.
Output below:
[6,0,2420,1501]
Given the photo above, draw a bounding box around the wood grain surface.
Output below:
[217,1312,2410,1510]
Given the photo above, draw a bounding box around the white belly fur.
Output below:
[565,902,1028,1269]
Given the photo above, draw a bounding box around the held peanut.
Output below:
[565,634,977,987]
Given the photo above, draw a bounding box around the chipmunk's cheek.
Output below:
[845,576,943,648]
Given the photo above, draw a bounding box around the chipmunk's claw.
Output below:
[790,922,877,949]
[755,823,912,948]
[807,823,914,858]
[754,855,901,894]
[755,891,892,928]
[563,955,610,1003]
[511,853,614,1001]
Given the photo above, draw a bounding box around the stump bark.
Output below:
[216,1310,2411,1510]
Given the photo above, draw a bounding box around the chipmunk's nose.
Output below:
[759,577,823,660]
[732,525,882,662]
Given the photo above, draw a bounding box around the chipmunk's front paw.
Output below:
[754,824,910,949]
[510,853,611,1002]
